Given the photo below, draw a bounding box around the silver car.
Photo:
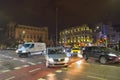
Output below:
[45,47,70,67]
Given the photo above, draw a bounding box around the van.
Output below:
[16,42,46,57]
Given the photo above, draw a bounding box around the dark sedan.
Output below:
[82,46,120,64]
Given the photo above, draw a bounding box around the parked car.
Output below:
[82,46,120,64]
[45,47,70,67]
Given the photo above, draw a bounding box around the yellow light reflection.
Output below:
[64,78,70,80]
[65,60,85,77]
[76,60,82,65]
[46,73,56,80]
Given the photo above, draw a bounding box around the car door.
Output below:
[29,44,35,53]
[85,47,92,57]
[91,47,101,59]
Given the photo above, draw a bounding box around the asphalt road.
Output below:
[0,50,120,80]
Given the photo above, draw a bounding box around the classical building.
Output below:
[59,24,93,47]
[0,22,48,48]
[7,22,48,43]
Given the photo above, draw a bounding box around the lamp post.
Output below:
[55,7,58,46]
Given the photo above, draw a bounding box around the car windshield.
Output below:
[48,48,64,54]
[23,44,31,48]
[72,48,79,50]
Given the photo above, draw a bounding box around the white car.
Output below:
[45,47,70,67]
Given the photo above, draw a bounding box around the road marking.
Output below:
[2,70,10,73]
[62,68,68,71]
[8,56,12,59]
[38,62,42,64]
[14,67,21,70]
[20,60,26,62]
[88,75,107,80]
[64,79,70,80]
[13,58,18,60]
[28,62,36,65]
[47,73,56,76]
[55,70,62,73]
[38,78,46,80]
[22,65,29,67]
[5,76,15,80]
[29,68,41,73]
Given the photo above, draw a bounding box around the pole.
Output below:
[56,7,58,46]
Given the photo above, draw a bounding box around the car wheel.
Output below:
[99,56,107,64]
[83,54,88,61]
[27,52,31,57]
[19,54,26,58]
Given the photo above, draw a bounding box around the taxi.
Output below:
[71,47,81,57]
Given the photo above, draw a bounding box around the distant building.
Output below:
[94,22,120,47]
[59,24,93,47]
[0,22,48,48]
[7,22,48,43]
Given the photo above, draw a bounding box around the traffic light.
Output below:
[99,40,102,43]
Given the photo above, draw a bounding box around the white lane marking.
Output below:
[47,73,56,76]
[88,75,107,80]
[8,56,12,59]
[1,55,5,57]
[14,67,21,70]
[55,70,62,73]
[29,68,41,73]
[62,68,68,70]
[13,58,18,60]
[2,70,10,73]
[5,76,15,80]
[64,79,70,80]
[0,54,41,66]
[38,62,42,64]
[20,60,26,62]
[38,78,46,80]
[28,62,36,65]
[22,65,29,67]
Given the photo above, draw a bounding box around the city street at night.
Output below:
[0,50,120,80]
[0,0,120,80]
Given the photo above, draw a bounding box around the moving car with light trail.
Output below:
[45,47,70,67]
[82,46,120,64]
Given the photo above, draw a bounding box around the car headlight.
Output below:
[48,58,54,62]
[22,50,27,53]
[118,57,120,59]
[16,50,18,53]
[78,51,81,53]
[65,57,69,62]
[108,53,117,57]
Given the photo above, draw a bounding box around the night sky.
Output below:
[0,0,120,35]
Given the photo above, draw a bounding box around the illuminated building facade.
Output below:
[7,22,48,43]
[59,25,93,46]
